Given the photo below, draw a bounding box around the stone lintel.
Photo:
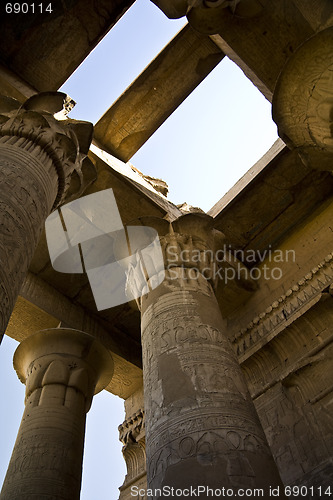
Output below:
[210,146,333,267]
[208,139,286,217]
[88,146,182,222]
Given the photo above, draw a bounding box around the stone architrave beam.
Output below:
[151,0,317,101]
[272,27,333,171]
[94,24,224,162]
[0,92,95,340]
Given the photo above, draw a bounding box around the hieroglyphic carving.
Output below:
[8,433,76,479]
[143,308,231,357]
[125,213,284,492]
[0,93,96,206]
[143,300,263,431]
[0,152,54,334]
[141,273,285,492]
[234,252,333,360]
[239,294,333,488]
[147,415,272,490]
[160,232,217,287]
[119,410,146,485]
[123,213,223,308]
[0,93,95,336]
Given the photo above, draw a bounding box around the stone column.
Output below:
[272,27,333,171]
[0,92,95,339]
[0,328,114,500]
[127,214,285,499]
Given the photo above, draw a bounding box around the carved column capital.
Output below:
[0,328,113,500]
[14,328,114,412]
[137,218,286,493]
[115,213,226,309]
[272,27,333,171]
[119,410,147,498]
[0,93,96,337]
[163,213,220,285]
[0,92,96,207]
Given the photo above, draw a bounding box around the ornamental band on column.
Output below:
[0,328,114,500]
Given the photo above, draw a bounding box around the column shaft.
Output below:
[141,268,284,498]
[0,328,113,500]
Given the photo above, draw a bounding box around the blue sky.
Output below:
[0,1,278,499]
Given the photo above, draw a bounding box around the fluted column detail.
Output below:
[0,93,96,337]
[126,214,285,498]
[0,328,113,500]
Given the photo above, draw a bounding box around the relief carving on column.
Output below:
[123,213,254,303]
[116,213,256,313]
[255,377,333,488]
[119,214,219,311]
[14,328,114,412]
[151,0,266,21]
[234,251,333,361]
[136,213,285,492]
[272,27,333,171]
[142,299,268,480]
[0,92,96,335]
[0,92,96,207]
